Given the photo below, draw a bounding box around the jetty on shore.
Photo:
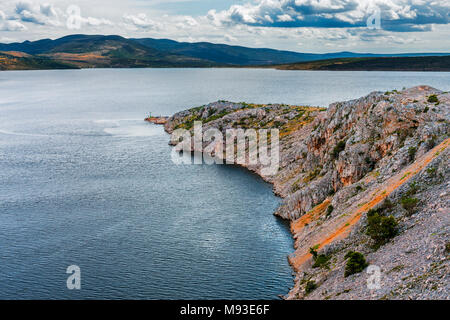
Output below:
[144,114,169,125]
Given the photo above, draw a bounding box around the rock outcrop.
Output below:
[163,86,449,300]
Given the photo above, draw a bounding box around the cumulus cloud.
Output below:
[207,0,450,32]
[182,16,198,27]
[14,1,61,26]
[80,16,113,27]
[122,13,162,30]
[224,34,237,42]
[40,3,58,18]
[0,20,27,31]
[0,8,27,31]
[174,16,199,30]
[295,26,419,46]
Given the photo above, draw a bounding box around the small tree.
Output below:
[344,251,368,277]
[309,246,330,269]
[408,146,417,162]
[366,210,398,249]
[427,95,439,103]
[309,247,318,259]
[305,280,317,294]
[326,205,334,217]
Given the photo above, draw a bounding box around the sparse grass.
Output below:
[426,167,436,177]
[291,179,301,192]
[401,197,419,215]
[400,172,411,180]
[303,167,322,183]
[405,182,419,197]
[389,265,405,273]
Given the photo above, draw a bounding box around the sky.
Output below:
[0,0,449,53]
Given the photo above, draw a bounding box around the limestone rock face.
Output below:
[274,86,448,219]
[165,86,448,221]
[164,86,449,300]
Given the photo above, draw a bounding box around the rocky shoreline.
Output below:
[160,86,449,300]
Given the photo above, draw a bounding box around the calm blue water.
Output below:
[0,69,449,299]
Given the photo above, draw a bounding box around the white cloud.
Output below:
[0,0,447,53]
[122,13,161,30]
[183,16,198,27]
[207,0,450,32]
[81,16,113,27]
[224,34,237,42]
[14,1,61,26]
[40,3,57,17]
[0,20,27,31]
[277,14,294,22]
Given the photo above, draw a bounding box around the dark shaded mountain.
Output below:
[0,34,449,70]
[133,38,450,66]
[269,56,450,71]
[0,34,214,69]
[133,38,317,65]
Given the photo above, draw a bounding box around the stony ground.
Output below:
[163,86,449,300]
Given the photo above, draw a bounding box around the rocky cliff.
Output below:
[164,86,449,300]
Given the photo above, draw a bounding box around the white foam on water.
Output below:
[100,120,164,137]
[0,129,49,137]
[94,119,142,124]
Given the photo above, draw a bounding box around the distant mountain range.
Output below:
[269,56,450,71]
[1,34,449,70]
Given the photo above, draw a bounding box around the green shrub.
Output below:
[310,246,330,269]
[427,95,439,103]
[423,106,429,113]
[303,167,322,183]
[405,182,419,196]
[366,211,398,248]
[401,197,419,214]
[309,247,318,258]
[332,140,346,159]
[344,251,368,277]
[326,205,334,217]
[408,147,417,162]
[427,167,436,176]
[291,181,301,193]
[305,281,317,294]
[427,136,436,150]
[379,198,394,211]
[207,108,216,117]
[312,254,330,269]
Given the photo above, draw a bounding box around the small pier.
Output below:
[144,113,169,125]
